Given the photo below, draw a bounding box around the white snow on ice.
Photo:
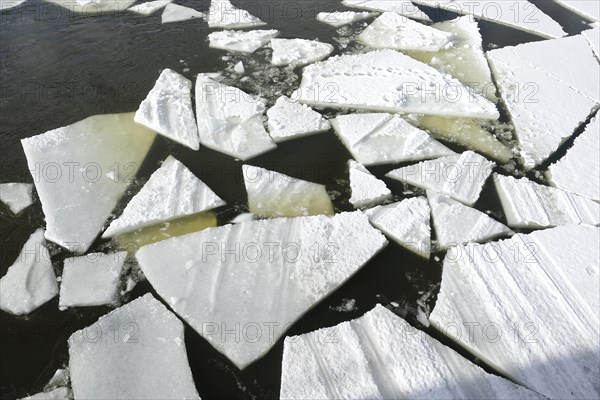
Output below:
[207,0,266,29]
[0,182,33,214]
[316,11,376,27]
[208,30,280,53]
[266,96,330,143]
[342,0,431,21]
[348,159,391,208]
[161,3,203,23]
[270,38,334,67]
[129,0,172,15]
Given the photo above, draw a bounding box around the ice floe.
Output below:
[21,113,156,253]
[44,0,136,14]
[195,74,277,160]
[365,197,431,258]
[552,0,600,22]
[428,190,511,250]
[547,116,599,201]
[386,151,495,206]
[358,12,452,52]
[59,252,127,309]
[281,304,544,399]
[135,69,200,150]
[583,27,600,59]
[493,173,600,229]
[129,0,172,15]
[266,96,330,143]
[161,3,204,24]
[68,294,199,399]
[0,229,58,316]
[243,165,333,218]
[0,182,33,214]
[342,0,431,21]
[293,50,500,120]
[21,387,70,400]
[331,113,454,166]
[136,211,388,369]
[430,224,600,399]
[270,38,334,67]
[207,0,266,29]
[316,11,376,27]
[208,29,280,53]
[103,156,224,238]
[233,61,245,74]
[348,160,391,208]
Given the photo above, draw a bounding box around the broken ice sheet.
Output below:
[493,173,600,229]
[430,224,600,399]
[21,112,156,253]
[161,3,204,24]
[293,50,500,120]
[103,156,224,238]
[316,11,376,28]
[270,38,334,67]
[280,305,544,400]
[0,229,58,316]
[552,0,600,22]
[358,12,452,52]
[208,30,280,53]
[348,160,391,209]
[136,211,388,369]
[206,0,265,29]
[386,151,495,206]
[266,96,330,143]
[59,252,127,309]
[44,0,135,14]
[331,113,454,166]
[583,27,600,59]
[128,0,172,15]
[0,182,33,214]
[365,197,431,258]
[341,0,431,22]
[134,69,200,150]
[68,294,199,399]
[243,165,333,218]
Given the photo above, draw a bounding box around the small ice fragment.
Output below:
[348,160,391,209]
[129,0,172,15]
[230,213,255,224]
[44,369,69,391]
[233,61,245,74]
[20,387,71,400]
[266,96,330,143]
[330,298,357,312]
[207,0,266,29]
[316,11,376,28]
[342,0,431,21]
[0,182,33,214]
[208,29,280,53]
[161,3,203,23]
[270,38,334,67]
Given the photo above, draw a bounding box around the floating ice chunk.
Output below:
[136,212,387,369]
[358,12,452,52]
[195,74,277,160]
[342,0,431,21]
[412,0,566,38]
[44,0,135,14]
[331,113,454,166]
[68,294,199,399]
[58,252,127,309]
[21,387,71,400]
[365,197,431,258]
[21,113,156,253]
[281,305,544,400]
[230,213,255,224]
[552,0,600,22]
[430,224,600,399]
[208,29,279,53]
[135,69,200,150]
[270,38,334,67]
[103,156,224,238]
[266,96,330,143]
[129,0,172,15]
[243,165,333,218]
[0,229,58,316]
[161,3,203,23]
[207,0,265,28]
[44,369,69,391]
[427,190,511,250]
[293,50,499,120]
[316,11,376,27]
[583,27,600,59]
[348,160,391,208]
[0,0,26,10]
[0,182,33,214]
[233,61,245,74]
[547,117,599,201]
[386,151,495,206]
[493,173,600,229]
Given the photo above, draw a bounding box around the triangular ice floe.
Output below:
[207,0,266,29]
[208,29,280,53]
[161,3,204,23]
[266,96,330,143]
[129,0,172,15]
[316,11,377,27]
[342,0,431,21]
[348,160,391,208]
[0,182,33,214]
[270,38,334,67]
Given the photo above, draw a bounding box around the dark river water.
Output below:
[0,0,593,398]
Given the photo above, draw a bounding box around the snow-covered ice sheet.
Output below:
[243,165,333,218]
[412,0,566,38]
[59,252,127,309]
[386,151,495,206]
[0,182,33,214]
[428,190,511,250]
[270,38,334,67]
[583,27,600,59]
[342,0,431,21]
[161,3,203,23]
[136,212,388,369]
[68,294,199,399]
[493,173,600,229]
[207,0,265,28]
[348,160,391,208]
[129,0,171,15]
[0,229,58,316]
[430,224,600,399]
[552,0,600,22]
[44,0,135,14]
[547,116,599,201]
[316,11,376,27]
[195,74,276,160]
[365,197,431,258]
[293,50,499,120]
[103,156,224,238]
[21,113,156,253]
[266,96,330,143]
[358,12,452,52]
[331,113,454,166]
[208,30,279,53]
[135,69,200,150]
[281,304,544,399]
